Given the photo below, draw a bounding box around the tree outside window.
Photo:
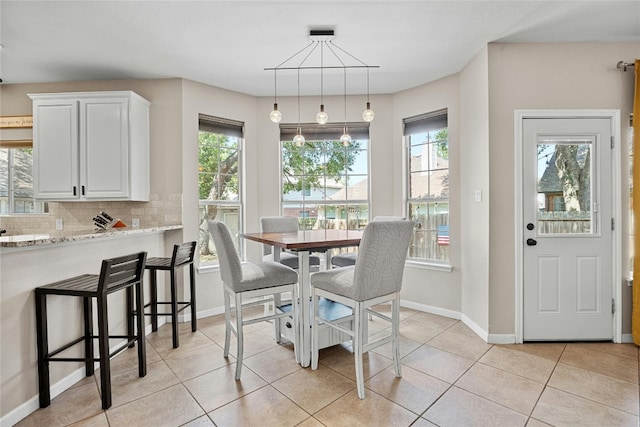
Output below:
[0,147,48,214]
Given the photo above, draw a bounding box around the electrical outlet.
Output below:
[132,218,140,228]
[55,218,63,230]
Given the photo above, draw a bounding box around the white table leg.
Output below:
[297,250,311,367]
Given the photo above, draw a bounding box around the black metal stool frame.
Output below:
[35,252,147,410]
[136,241,197,348]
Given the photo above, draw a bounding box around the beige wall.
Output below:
[486,42,639,335]
[459,46,490,333]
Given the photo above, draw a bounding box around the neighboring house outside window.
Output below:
[280,123,369,232]
[0,145,48,214]
[198,114,243,266]
[404,110,449,263]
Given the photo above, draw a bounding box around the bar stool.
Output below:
[35,252,147,410]
[141,241,197,348]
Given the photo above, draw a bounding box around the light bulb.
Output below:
[340,132,352,146]
[293,133,305,147]
[316,105,328,125]
[362,102,374,122]
[270,103,282,123]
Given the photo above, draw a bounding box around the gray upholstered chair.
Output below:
[208,220,299,379]
[310,219,414,399]
[329,216,406,268]
[260,216,321,271]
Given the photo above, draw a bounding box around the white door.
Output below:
[523,117,614,341]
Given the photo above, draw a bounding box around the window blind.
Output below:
[198,114,244,138]
[403,109,448,135]
[280,122,369,141]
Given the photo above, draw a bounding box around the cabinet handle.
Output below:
[81,186,85,196]
[73,186,77,196]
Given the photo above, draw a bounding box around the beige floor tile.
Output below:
[446,321,483,338]
[182,415,216,426]
[502,343,566,362]
[480,346,556,384]
[548,363,639,415]
[163,342,231,381]
[412,418,439,427]
[272,364,355,413]
[105,359,181,408]
[408,312,459,329]
[525,418,552,427]
[455,363,545,415]
[402,344,474,384]
[15,382,103,427]
[423,386,528,427]
[296,417,326,427]
[368,329,423,360]
[427,329,493,361]
[314,389,419,426]
[67,412,109,427]
[207,385,309,427]
[243,342,300,382]
[560,345,639,383]
[223,327,287,359]
[399,317,450,343]
[106,384,204,426]
[531,387,639,426]
[108,340,162,374]
[146,329,216,359]
[569,342,639,360]
[183,362,268,412]
[319,344,393,382]
[366,365,450,415]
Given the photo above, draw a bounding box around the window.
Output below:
[0,144,48,214]
[198,114,243,266]
[404,110,449,262]
[281,123,369,232]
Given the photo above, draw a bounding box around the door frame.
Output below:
[514,109,622,343]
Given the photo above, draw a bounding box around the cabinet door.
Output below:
[33,100,80,200]
[80,97,130,199]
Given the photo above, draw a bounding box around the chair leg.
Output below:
[223,290,232,358]
[83,297,94,375]
[234,293,244,380]
[149,270,158,332]
[189,264,197,331]
[35,291,51,408]
[170,268,179,348]
[354,302,365,399]
[273,293,282,343]
[135,282,147,378]
[392,296,402,378]
[311,288,319,370]
[126,287,135,349]
[96,294,112,410]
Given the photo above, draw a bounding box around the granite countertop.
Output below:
[0,224,183,248]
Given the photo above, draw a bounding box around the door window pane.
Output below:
[537,140,592,235]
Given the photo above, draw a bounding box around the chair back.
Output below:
[171,241,197,267]
[372,216,406,222]
[352,220,414,301]
[208,220,242,286]
[260,216,299,256]
[98,252,147,295]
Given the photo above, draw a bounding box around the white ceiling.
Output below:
[1,1,639,97]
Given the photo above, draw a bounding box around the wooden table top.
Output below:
[241,229,363,252]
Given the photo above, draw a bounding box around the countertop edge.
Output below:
[0,225,183,249]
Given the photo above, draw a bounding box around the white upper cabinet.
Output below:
[29,91,150,201]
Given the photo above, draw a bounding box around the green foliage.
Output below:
[282,139,361,195]
[434,128,448,160]
[198,132,239,200]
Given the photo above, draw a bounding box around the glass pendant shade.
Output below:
[293,130,305,147]
[340,128,352,146]
[316,105,329,125]
[270,103,282,123]
[362,101,375,122]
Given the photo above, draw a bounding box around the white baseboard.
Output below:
[400,300,461,320]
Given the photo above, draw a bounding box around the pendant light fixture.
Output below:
[316,41,329,125]
[362,68,374,122]
[265,29,378,134]
[293,69,305,147]
[269,70,282,123]
[339,67,352,146]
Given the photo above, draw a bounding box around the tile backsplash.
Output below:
[0,193,182,235]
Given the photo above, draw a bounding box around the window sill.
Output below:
[405,259,453,272]
[197,263,220,274]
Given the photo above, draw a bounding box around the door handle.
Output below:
[526,238,537,246]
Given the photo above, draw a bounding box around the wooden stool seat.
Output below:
[141,241,197,348]
[35,252,147,410]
